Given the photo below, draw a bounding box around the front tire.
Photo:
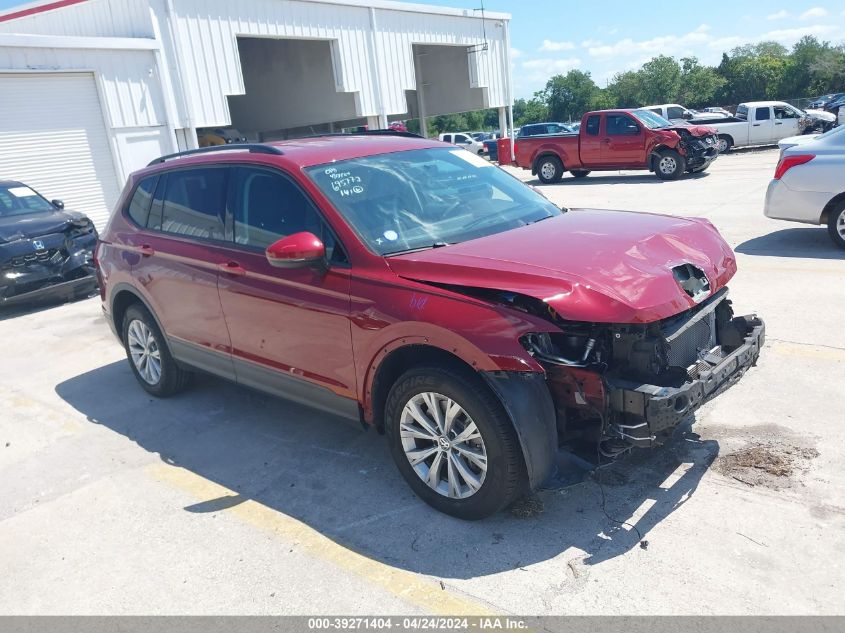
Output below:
[122,304,191,397]
[536,155,564,184]
[827,202,845,250]
[717,135,733,153]
[655,149,686,180]
[385,366,525,520]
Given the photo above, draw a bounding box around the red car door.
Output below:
[601,113,647,166]
[216,165,358,420]
[132,166,235,379]
[579,114,603,165]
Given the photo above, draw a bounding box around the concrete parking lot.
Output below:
[1,148,843,615]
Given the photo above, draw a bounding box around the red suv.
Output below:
[96,134,764,519]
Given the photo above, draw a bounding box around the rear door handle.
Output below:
[753,124,761,127]
[217,261,247,276]
[775,122,783,125]
[139,244,155,257]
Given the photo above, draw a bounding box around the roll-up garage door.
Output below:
[0,73,122,229]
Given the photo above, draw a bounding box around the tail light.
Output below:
[774,154,815,180]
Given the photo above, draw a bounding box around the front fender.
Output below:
[481,370,557,491]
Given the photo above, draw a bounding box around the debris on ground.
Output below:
[509,495,545,518]
[716,442,818,489]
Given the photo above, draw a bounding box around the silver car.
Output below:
[764,125,845,250]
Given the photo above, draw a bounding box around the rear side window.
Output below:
[585,115,601,136]
[232,167,347,264]
[736,105,748,120]
[755,107,771,121]
[126,176,158,227]
[159,168,227,240]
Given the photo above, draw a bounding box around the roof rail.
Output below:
[303,130,424,140]
[147,143,284,166]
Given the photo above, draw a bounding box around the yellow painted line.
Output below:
[148,462,499,616]
[770,341,845,362]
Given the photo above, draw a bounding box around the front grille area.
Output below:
[4,249,61,269]
[665,309,717,369]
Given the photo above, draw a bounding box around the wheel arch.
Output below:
[649,144,673,170]
[820,191,845,225]
[532,151,564,175]
[109,283,166,346]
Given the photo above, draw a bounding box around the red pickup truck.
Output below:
[514,109,720,183]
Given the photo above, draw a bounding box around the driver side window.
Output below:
[232,167,346,263]
[773,106,795,119]
[606,115,640,136]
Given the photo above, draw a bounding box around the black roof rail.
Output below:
[147,143,284,166]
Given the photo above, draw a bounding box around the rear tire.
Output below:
[655,149,686,180]
[536,156,564,184]
[570,170,590,178]
[385,365,526,520]
[827,202,845,250]
[122,304,191,397]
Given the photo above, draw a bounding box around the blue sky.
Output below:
[2,0,844,98]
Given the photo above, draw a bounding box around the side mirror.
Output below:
[52,199,65,209]
[266,232,326,269]
[683,112,693,120]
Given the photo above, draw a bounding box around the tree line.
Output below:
[406,35,845,136]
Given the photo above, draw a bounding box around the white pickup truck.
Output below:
[703,101,811,152]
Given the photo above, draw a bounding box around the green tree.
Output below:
[607,70,644,108]
[678,57,725,108]
[513,96,549,125]
[540,70,601,122]
[637,55,682,104]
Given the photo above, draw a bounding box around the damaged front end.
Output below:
[0,218,98,307]
[513,284,764,459]
[672,126,720,171]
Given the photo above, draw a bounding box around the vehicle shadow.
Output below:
[532,171,711,187]
[0,290,97,322]
[736,227,845,260]
[55,361,718,579]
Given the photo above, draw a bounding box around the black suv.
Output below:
[0,180,98,307]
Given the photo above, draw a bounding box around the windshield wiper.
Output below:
[383,241,452,257]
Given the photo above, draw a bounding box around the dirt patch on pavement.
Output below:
[716,442,819,489]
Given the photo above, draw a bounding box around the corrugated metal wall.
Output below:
[0,47,167,129]
[0,0,153,37]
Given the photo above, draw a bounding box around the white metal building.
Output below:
[0,0,514,227]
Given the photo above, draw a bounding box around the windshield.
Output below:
[631,109,672,129]
[0,183,55,218]
[306,147,562,256]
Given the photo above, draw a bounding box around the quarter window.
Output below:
[585,115,601,136]
[159,168,227,240]
[126,176,158,227]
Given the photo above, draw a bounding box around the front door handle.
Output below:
[217,261,247,276]
[775,122,783,125]
[139,244,155,257]
[753,123,761,127]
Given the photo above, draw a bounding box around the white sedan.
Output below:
[764,124,845,249]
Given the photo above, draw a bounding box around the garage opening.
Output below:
[226,37,366,141]
[402,44,491,123]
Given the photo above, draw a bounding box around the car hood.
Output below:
[665,123,719,137]
[387,209,737,324]
[0,209,88,243]
[805,109,836,122]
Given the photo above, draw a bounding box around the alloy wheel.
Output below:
[717,138,728,153]
[837,209,845,239]
[127,319,162,385]
[399,392,488,499]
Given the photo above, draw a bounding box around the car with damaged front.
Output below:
[514,109,720,183]
[96,136,764,520]
[0,180,98,307]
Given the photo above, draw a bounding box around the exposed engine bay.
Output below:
[471,282,764,459]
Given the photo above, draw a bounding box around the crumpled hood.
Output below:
[387,209,737,324]
[665,123,718,137]
[0,209,88,243]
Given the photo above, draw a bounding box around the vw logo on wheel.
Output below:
[438,437,451,451]
[32,240,45,251]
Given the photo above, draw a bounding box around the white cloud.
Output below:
[510,47,524,59]
[581,38,602,47]
[800,7,828,20]
[587,25,712,59]
[538,39,575,52]
[522,57,582,72]
[766,10,789,20]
